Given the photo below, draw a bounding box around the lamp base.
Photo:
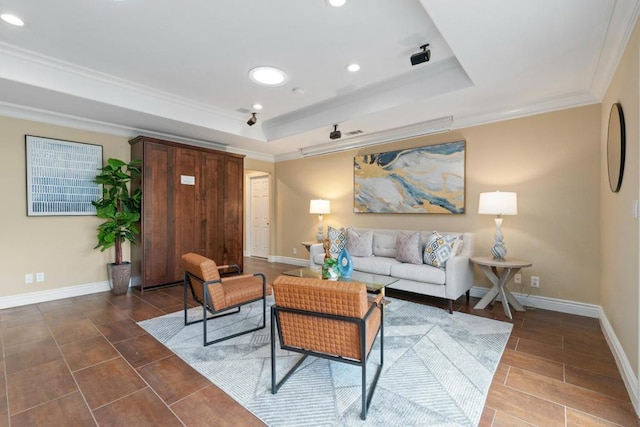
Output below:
[316,232,324,243]
[491,217,507,261]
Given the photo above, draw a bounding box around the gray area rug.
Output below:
[138,297,512,426]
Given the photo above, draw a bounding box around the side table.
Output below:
[470,256,532,320]
[301,241,319,252]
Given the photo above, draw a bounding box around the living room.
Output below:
[0,1,639,425]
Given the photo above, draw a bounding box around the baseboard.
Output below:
[469,286,601,318]
[268,255,308,267]
[599,308,640,416]
[0,281,110,310]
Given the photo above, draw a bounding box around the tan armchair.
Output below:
[182,253,269,346]
[270,276,384,420]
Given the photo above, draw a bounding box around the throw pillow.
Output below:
[395,231,422,264]
[346,229,374,257]
[424,232,460,268]
[327,226,347,258]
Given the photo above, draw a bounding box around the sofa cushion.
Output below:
[390,263,446,285]
[424,232,460,268]
[327,226,347,257]
[373,233,397,257]
[395,231,422,265]
[346,229,373,257]
[352,256,400,276]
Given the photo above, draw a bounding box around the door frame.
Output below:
[245,172,271,258]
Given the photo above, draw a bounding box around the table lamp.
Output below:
[309,199,331,242]
[478,191,517,260]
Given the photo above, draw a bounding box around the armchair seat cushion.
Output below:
[223,277,271,308]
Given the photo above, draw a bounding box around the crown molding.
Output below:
[589,0,640,98]
[0,42,244,122]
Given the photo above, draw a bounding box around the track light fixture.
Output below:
[410,43,431,66]
[329,124,341,140]
[247,112,257,126]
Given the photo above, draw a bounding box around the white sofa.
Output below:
[309,228,473,313]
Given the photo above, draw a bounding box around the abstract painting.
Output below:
[354,141,465,214]
[26,135,103,216]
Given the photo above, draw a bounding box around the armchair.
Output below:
[270,276,384,420]
[182,253,269,346]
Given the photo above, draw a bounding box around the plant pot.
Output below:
[107,262,131,295]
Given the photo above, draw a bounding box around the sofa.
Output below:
[309,227,473,313]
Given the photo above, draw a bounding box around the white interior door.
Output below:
[250,175,270,258]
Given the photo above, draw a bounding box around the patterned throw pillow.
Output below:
[395,231,422,264]
[346,229,374,257]
[327,226,347,258]
[424,232,460,268]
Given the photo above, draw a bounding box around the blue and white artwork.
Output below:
[354,141,465,214]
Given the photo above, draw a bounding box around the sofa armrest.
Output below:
[443,232,474,300]
[309,243,324,269]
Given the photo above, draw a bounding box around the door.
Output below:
[250,175,270,258]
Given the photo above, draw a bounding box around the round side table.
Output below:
[470,256,532,320]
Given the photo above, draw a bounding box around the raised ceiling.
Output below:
[0,0,638,160]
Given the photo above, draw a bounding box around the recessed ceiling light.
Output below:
[249,66,288,86]
[1,13,24,26]
[326,0,346,7]
[252,104,263,110]
[346,63,360,72]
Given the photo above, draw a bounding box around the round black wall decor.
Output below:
[607,102,626,193]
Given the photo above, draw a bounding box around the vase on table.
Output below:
[322,257,340,281]
[337,248,354,279]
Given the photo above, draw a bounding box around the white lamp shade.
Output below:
[309,199,331,214]
[478,192,517,215]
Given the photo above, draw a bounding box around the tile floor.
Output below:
[0,257,636,426]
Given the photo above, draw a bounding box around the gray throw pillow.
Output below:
[346,229,373,257]
[395,231,422,264]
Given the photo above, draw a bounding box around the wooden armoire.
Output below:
[129,136,245,291]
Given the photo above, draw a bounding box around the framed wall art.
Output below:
[25,135,103,216]
[354,140,465,214]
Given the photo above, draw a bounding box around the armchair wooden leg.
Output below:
[466,290,470,304]
[448,299,454,314]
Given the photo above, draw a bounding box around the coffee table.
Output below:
[281,268,398,297]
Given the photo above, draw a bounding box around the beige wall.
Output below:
[275,105,602,303]
[0,116,131,297]
[601,20,640,377]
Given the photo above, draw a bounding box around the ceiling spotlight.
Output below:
[248,66,288,86]
[252,103,263,110]
[346,63,360,72]
[326,0,346,7]
[247,112,257,126]
[329,124,341,140]
[410,44,431,66]
[1,13,24,26]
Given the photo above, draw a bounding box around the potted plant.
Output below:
[92,158,142,295]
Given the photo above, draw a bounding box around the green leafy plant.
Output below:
[92,158,142,265]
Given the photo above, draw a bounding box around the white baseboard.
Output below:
[469,286,601,318]
[0,281,110,310]
[268,256,308,267]
[599,308,640,416]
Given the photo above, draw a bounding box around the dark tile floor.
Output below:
[0,257,636,426]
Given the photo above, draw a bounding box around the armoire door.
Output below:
[173,147,203,281]
[224,156,244,270]
[142,142,175,286]
[200,152,223,263]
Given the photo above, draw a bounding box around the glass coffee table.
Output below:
[281,268,398,297]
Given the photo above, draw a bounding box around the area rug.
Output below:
[138,297,512,426]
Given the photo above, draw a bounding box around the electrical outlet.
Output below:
[25,273,33,284]
[531,276,540,288]
[514,273,521,284]
[292,247,297,255]
[36,272,45,283]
